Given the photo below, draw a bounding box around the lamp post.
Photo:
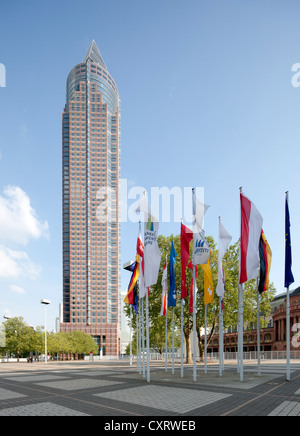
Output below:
[40,300,51,363]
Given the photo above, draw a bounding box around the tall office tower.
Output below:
[61,41,121,356]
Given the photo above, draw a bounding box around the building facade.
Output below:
[60,41,121,356]
[206,287,300,354]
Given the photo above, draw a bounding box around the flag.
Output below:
[285,194,294,288]
[201,260,214,305]
[168,240,177,307]
[188,260,197,314]
[258,230,272,294]
[137,222,146,298]
[123,255,140,314]
[135,192,161,288]
[160,255,168,316]
[192,193,210,234]
[216,220,232,299]
[181,223,193,299]
[193,230,210,266]
[239,193,263,284]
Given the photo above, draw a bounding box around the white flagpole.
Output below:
[204,304,207,374]
[238,187,244,382]
[165,306,168,372]
[286,192,291,382]
[136,306,140,373]
[181,298,184,378]
[172,306,175,375]
[257,278,261,376]
[146,287,150,383]
[139,297,142,374]
[219,298,223,377]
[192,188,197,382]
[193,264,197,382]
[142,297,145,378]
[130,305,133,366]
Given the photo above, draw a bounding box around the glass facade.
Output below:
[61,41,121,356]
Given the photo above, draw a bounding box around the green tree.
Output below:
[124,233,276,364]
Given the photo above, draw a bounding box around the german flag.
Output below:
[258,230,272,294]
[124,254,140,313]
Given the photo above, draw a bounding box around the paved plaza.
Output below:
[0,360,299,418]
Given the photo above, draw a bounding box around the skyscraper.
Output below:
[60,41,121,356]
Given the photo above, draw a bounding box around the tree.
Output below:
[124,233,276,364]
[4,317,36,362]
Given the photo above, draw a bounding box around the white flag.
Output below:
[192,193,210,234]
[216,220,232,298]
[193,230,210,266]
[136,192,161,288]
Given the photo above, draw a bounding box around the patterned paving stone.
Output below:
[35,378,125,391]
[4,375,70,382]
[0,388,26,400]
[268,401,300,416]
[0,402,89,416]
[95,385,231,414]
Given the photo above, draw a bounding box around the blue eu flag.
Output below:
[285,195,294,288]
[168,240,177,307]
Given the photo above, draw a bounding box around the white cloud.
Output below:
[0,245,41,279]
[0,186,49,245]
[10,284,26,294]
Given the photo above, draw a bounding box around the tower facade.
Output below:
[61,41,121,356]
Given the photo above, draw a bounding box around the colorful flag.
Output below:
[201,260,214,305]
[137,222,146,298]
[258,230,272,294]
[135,192,161,288]
[123,255,140,314]
[168,240,177,307]
[181,223,193,299]
[188,260,197,314]
[285,194,294,288]
[239,193,263,284]
[216,220,232,299]
[192,193,210,234]
[160,255,168,316]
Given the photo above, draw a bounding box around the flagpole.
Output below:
[139,295,142,374]
[136,306,140,373]
[204,304,207,374]
[130,305,133,366]
[181,298,184,378]
[219,298,223,377]
[142,297,146,378]
[239,187,244,382]
[146,287,150,383]
[286,191,291,382]
[172,306,175,375]
[165,305,168,372]
[192,189,197,382]
[257,278,261,376]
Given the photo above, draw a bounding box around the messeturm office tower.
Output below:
[60,41,121,356]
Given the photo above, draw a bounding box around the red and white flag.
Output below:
[160,255,168,316]
[239,193,263,284]
[180,223,193,299]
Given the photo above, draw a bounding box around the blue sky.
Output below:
[0,0,300,330]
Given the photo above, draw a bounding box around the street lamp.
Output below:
[40,299,51,363]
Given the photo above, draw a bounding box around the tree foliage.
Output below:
[0,317,98,360]
[124,234,276,364]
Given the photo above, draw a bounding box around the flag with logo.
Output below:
[135,192,161,288]
[193,230,210,266]
[239,193,263,284]
[168,240,177,307]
